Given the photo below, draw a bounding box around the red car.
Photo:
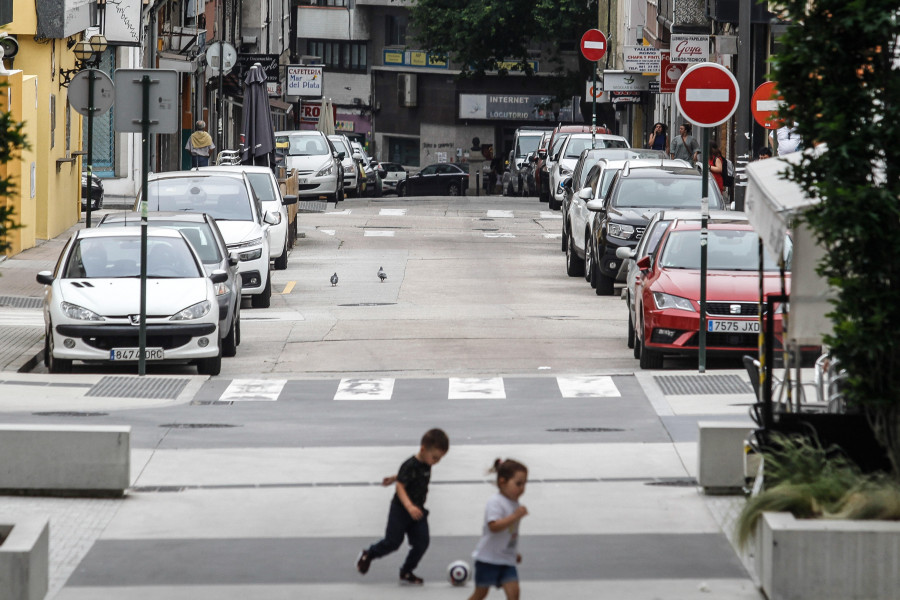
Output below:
[633,220,789,369]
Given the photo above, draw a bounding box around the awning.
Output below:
[745,152,833,346]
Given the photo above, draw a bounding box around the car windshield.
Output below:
[613,176,723,209]
[106,221,222,264]
[145,177,253,221]
[577,158,601,188]
[565,137,628,159]
[64,236,203,279]
[659,229,791,271]
[597,168,621,198]
[329,137,352,156]
[382,163,404,172]
[246,173,278,202]
[515,135,542,158]
[275,135,328,156]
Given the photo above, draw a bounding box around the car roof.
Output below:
[77,225,184,239]
[621,165,703,178]
[199,165,275,176]
[149,170,246,181]
[567,133,627,141]
[649,209,747,224]
[101,211,211,224]
[274,130,325,137]
[668,220,755,231]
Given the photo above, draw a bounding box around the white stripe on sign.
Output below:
[449,377,506,399]
[584,41,605,50]
[334,378,395,400]
[220,379,286,402]
[487,210,514,218]
[755,100,782,112]
[556,376,621,398]
[364,230,395,237]
[686,88,730,102]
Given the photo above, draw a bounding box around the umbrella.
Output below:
[240,63,276,167]
[316,97,335,136]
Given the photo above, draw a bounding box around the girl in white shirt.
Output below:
[469,459,529,600]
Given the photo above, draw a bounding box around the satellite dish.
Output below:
[205,42,237,75]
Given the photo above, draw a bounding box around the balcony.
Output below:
[657,0,709,33]
[297,6,369,40]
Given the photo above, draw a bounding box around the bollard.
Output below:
[476,170,480,196]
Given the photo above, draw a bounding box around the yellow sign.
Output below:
[384,51,404,64]
[410,51,427,66]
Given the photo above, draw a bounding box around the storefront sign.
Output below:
[458,94,577,121]
[610,91,642,104]
[104,0,142,45]
[623,46,661,73]
[286,65,323,97]
[383,50,449,69]
[659,50,685,94]
[602,71,653,92]
[670,35,710,64]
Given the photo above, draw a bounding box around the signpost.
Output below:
[674,62,740,373]
[580,29,607,145]
[751,81,784,130]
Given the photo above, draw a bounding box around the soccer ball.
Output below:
[447,560,471,586]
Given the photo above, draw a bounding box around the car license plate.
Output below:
[297,178,308,184]
[707,320,759,333]
[110,347,164,361]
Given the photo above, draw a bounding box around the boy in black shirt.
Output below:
[357,428,450,585]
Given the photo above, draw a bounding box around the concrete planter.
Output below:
[756,512,900,600]
[0,517,49,600]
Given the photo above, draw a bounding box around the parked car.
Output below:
[379,162,407,195]
[81,170,103,211]
[351,141,383,197]
[585,164,727,296]
[548,133,629,210]
[543,124,611,205]
[200,165,296,270]
[135,171,276,308]
[97,211,243,358]
[397,163,469,196]
[615,209,748,351]
[36,227,225,374]
[505,127,552,196]
[633,219,790,369]
[328,134,362,197]
[273,130,344,203]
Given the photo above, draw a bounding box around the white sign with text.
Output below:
[670,35,710,64]
[286,65,324,97]
[623,46,661,73]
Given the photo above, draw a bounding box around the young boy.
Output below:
[357,428,450,585]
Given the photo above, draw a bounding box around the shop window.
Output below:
[386,136,419,167]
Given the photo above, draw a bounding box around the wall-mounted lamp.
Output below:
[59,34,107,87]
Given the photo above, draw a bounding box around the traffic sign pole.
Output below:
[581,29,607,145]
[699,127,709,373]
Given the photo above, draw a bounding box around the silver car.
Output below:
[274,130,344,203]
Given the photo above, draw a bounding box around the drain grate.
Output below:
[86,376,190,400]
[0,296,43,309]
[160,423,239,429]
[547,427,625,433]
[33,411,108,417]
[645,477,698,487]
[654,374,753,396]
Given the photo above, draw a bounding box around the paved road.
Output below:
[0,195,762,599]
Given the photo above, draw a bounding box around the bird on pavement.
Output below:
[377,266,386,282]
[330,272,338,286]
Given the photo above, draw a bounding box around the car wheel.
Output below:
[197,341,222,376]
[561,220,568,252]
[566,234,585,277]
[251,271,272,309]
[584,232,594,285]
[516,176,524,196]
[222,314,238,357]
[627,308,635,349]
[397,183,406,197]
[549,196,561,211]
[287,221,295,250]
[448,182,461,196]
[235,308,241,346]
[639,320,663,369]
[594,264,615,296]
[46,324,72,374]
[274,243,288,270]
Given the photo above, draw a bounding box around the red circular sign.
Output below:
[751,81,784,130]
[580,29,607,62]
[675,62,740,127]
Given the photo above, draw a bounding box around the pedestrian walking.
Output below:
[671,123,700,165]
[468,458,529,600]
[356,428,450,585]
[648,122,669,155]
[708,142,725,194]
[185,120,216,168]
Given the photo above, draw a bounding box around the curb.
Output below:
[15,341,45,374]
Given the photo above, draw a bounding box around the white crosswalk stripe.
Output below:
[448,376,505,399]
[540,211,562,219]
[556,375,621,398]
[486,210,514,218]
[220,379,287,402]
[334,377,395,400]
[379,208,407,216]
[364,230,395,237]
[483,232,515,238]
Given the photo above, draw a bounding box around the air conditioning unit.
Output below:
[398,73,417,108]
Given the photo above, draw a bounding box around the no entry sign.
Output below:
[751,81,784,129]
[580,29,607,62]
[675,62,739,128]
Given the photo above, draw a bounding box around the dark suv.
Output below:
[586,165,726,295]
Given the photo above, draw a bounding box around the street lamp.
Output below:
[60,34,108,228]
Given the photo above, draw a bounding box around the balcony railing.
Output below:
[658,0,709,32]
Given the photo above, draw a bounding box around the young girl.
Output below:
[469,459,529,600]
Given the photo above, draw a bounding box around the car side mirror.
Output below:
[586,199,606,212]
[210,269,228,284]
[563,177,573,190]
[228,252,239,267]
[36,271,54,285]
[352,152,363,161]
[615,247,635,260]
[264,211,279,225]
[282,194,298,206]
[637,256,652,271]
[577,187,593,200]
[336,151,345,161]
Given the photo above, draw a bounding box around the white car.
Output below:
[549,133,629,210]
[328,134,361,197]
[36,227,225,374]
[274,130,344,203]
[137,171,276,308]
[200,165,294,270]
[379,162,406,195]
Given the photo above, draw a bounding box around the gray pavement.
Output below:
[0,197,764,599]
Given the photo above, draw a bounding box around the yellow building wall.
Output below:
[0,71,37,256]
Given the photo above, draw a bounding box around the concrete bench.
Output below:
[698,421,753,494]
[0,517,49,600]
[0,425,130,496]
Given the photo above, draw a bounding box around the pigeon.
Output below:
[377,266,386,282]
[330,272,338,286]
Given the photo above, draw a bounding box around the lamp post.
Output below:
[60,34,108,228]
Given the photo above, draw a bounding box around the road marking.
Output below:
[241,311,305,322]
[543,233,562,239]
[484,232,515,238]
[320,230,335,236]
[0,311,44,327]
[220,379,286,402]
[556,376,621,398]
[540,211,562,219]
[330,209,352,215]
[281,281,295,294]
[487,210,514,218]
[448,377,506,399]
[379,208,407,216]
[685,88,730,102]
[364,230,395,237]
[334,378,394,400]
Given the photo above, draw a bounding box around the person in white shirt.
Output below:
[469,459,529,600]
[771,123,802,155]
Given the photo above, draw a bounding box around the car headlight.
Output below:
[607,223,635,240]
[170,300,211,321]
[652,292,695,312]
[61,301,104,321]
[229,237,263,250]
[316,162,334,177]
[343,164,355,174]
[239,248,263,261]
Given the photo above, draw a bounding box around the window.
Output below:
[307,40,367,72]
[387,137,419,167]
[385,15,407,46]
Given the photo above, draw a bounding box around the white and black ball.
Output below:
[447,560,471,586]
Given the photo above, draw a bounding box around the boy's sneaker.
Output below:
[399,571,424,585]
[356,549,371,575]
